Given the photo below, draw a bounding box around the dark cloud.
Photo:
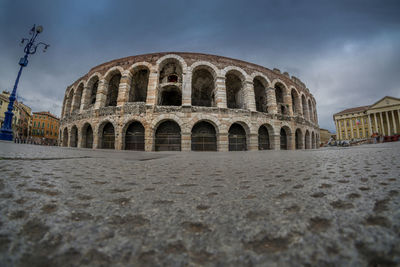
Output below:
[0,0,399,132]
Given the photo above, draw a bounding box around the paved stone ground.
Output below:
[0,141,399,266]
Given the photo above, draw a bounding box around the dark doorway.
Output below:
[280,128,287,150]
[159,86,182,106]
[102,123,115,149]
[229,123,247,151]
[258,125,270,150]
[85,125,93,148]
[125,122,145,151]
[191,121,217,151]
[71,126,78,147]
[155,121,181,151]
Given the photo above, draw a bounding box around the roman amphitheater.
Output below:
[60,52,319,151]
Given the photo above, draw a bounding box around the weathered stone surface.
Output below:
[1,141,399,266]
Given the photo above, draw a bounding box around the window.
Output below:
[42,122,45,128]
[48,123,49,128]
[34,122,36,127]
[46,131,49,134]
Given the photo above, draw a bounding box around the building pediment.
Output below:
[369,96,400,110]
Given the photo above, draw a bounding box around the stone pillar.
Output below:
[361,116,366,138]
[244,80,256,111]
[94,79,107,109]
[249,133,258,151]
[373,113,378,134]
[182,71,192,107]
[117,73,132,106]
[349,118,354,139]
[344,119,348,139]
[144,126,153,152]
[356,117,360,138]
[368,114,372,137]
[284,93,293,116]
[80,85,90,111]
[290,132,296,150]
[266,88,277,114]
[215,76,227,108]
[379,112,385,135]
[93,133,99,149]
[272,134,280,150]
[385,111,391,136]
[181,132,191,151]
[391,110,397,134]
[218,133,229,152]
[336,120,341,140]
[146,70,158,106]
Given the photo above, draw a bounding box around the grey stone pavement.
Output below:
[0,141,399,266]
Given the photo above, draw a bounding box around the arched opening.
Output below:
[258,125,271,150]
[280,128,288,150]
[155,120,181,151]
[191,68,215,107]
[305,130,311,149]
[226,71,244,109]
[308,99,313,122]
[159,59,182,84]
[82,123,93,148]
[89,78,99,108]
[129,68,149,102]
[275,83,285,114]
[191,121,217,151]
[106,73,121,107]
[70,126,78,147]
[65,90,74,116]
[159,85,182,106]
[295,129,303,149]
[254,77,267,112]
[312,132,316,149]
[62,128,68,147]
[291,89,300,115]
[302,95,307,119]
[125,121,145,151]
[229,123,247,151]
[73,84,83,113]
[101,122,115,149]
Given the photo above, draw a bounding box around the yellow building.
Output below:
[31,111,60,145]
[319,128,335,145]
[333,96,400,140]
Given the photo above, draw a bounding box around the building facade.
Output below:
[333,96,400,140]
[31,111,60,145]
[319,128,335,146]
[0,90,32,140]
[60,52,320,151]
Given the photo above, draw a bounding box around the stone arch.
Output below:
[154,120,181,151]
[190,61,220,77]
[222,66,248,79]
[157,57,184,106]
[258,123,273,150]
[225,69,245,109]
[72,83,84,113]
[85,73,101,109]
[62,127,68,147]
[123,120,145,151]
[308,98,313,122]
[188,115,221,135]
[156,54,188,72]
[280,126,292,150]
[81,122,94,148]
[70,125,78,147]
[250,72,271,87]
[128,64,150,102]
[290,87,301,115]
[191,120,218,151]
[253,76,268,113]
[305,130,311,149]
[191,65,217,107]
[228,121,250,151]
[104,68,123,107]
[274,82,287,115]
[295,128,303,149]
[97,120,117,149]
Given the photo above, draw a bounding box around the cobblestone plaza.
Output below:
[0,142,399,266]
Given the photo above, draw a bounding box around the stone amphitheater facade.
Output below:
[60,52,319,151]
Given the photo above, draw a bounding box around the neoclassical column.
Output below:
[374,113,378,134]
[182,71,192,106]
[215,76,227,108]
[244,80,256,111]
[356,117,360,138]
[145,69,158,106]
[391,110,397,134]
[379,112,385,135]
[344,118,348,139]
[368,114,373,137]
[94,79,107,109]
[266,88,277,114]
[337,120,342,140]
[361,115,366,138]
[117,72,132,106]
[385,111,391,135]
[218,132,229,152]
[349,118,354,139]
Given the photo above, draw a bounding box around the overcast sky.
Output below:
[1,0,399,132]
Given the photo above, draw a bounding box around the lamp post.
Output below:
[0,25,49,141]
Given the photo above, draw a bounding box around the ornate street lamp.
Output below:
[0,25,49,141]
